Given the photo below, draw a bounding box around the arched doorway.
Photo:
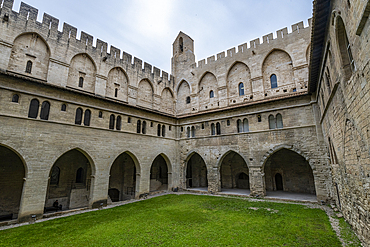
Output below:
[186,153,208,189]
[108,152,137,202]
[220,151,250,193]
[0,145,25,221]
[150,155,169,192]
[264,148,315,194]
[45,149,93,211]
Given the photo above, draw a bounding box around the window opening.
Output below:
[186,96,191,104]
[227,120,230,126]
[40,101,50,120]
[268,115,275,130]
[270,74,278,89]
[276,114,283,129]
[98,111,103,118]
[137,120,141,133]
[142,121,146,134]
[243,118,249,132]
[109,114,115,129]
[239,82,244,96]
[128,117,131,123]
[28,98,39,119]
[187,127,191,138]
[115,88,118,97]
[257,115,262,122]
[25,61,32,73]
[84,109,91,126]
[116,116,122,130]
[179,37,184,53]
[191,126,195,138]
[211,123,215,136]
[61,104,67,111]
[209,90,214,98]
[157,124,161,136]
[75,108,83,125]
[76,168,84,183]
[78,77,84,88]
[237,119,242,133]
[216,122,221,135]
[12,94,19,103]
[162,125,166,137]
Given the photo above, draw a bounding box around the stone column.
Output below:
[18,170,49,222]
[89,167,109,208]
[207,166,220,193]
[249,167,265,196]
[138,161,151,196]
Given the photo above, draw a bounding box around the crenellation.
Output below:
[62,22,77,40]
[198,59,206,68]
[262,33,273,44]
[122,51,132,64]
[217,51,225,60]
[19,2,38,21]
[109,45,120,59]
[96,39,107,55]
[291,21,304,33]
[143,62,152,74]
[162,71,169,83]
[80,31,93,47]
[237,43,248,53]
[250,38,260,49]
[207,55,215,64]
[2,0,14,10]
[133,57,142,70]
[153,66,161,77]
[227,47,236,57]
[42,13,59,32]
[276,27,288,39]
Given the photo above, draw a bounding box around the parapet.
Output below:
[195,19,312,69]
[0,0,173,85]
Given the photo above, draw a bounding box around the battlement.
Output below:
[195,19,312,69]
[0,0,173,84]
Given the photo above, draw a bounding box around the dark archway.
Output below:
[220,151,249,190]
[264,148,315,194]
[108,152,137,202]
[186,153,208,188]
[45,149,92,211]
[0,145,25,221]
[150,155,168,192]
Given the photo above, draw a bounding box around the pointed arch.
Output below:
[176,80,191,114]
[161,87,175,114]
[8,32,51,80]
[336,16,355,80]
[198,72,218,110]
[67,53,97,93]
[226,61,251,99]
[137,79,154,108]
[185,151,208,189]
[150,153,173,191]
[106,67,129,101]
[262,49,294,91]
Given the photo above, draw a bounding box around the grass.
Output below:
[0,194,355,246]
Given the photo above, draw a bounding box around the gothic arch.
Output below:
[226,61,252,99]
[137,79,154,108]
[198,72,218,110]
[67,53,97,93]
[106,67,129,101]
[260,144,313,171]
[262,49,294,91]
[8,32,51,80]
[161,87,175,114]
[0,143,28,176]
[108,150,141,174]
[217,149,249,168]
[176,80,191,114]
[150,153,173,173]
[150,153,173,191]
[184,151,208,189]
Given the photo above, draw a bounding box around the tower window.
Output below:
[210,90,214,98]
[98,111,103,118]
[84,109,91,126]
[157,124,161,136]
[12,94,19,103]
[270,74,277,89]
[28,98,39,119]
[116,116,122,130]
[162,125,166,137]
[179,37,184,53]
[239,82,244,96]
[78,77,84,88]
[128,117,131,123]
[61,104,67,111]
[211,123,215,136]
[40,101,50,120]
[75,108,83,125]
[25,61,32,73]
[115,88,118,97]
[186,96,191,104]
[142,121,147,134]
[137,120,141,134]
[109,114,115,129]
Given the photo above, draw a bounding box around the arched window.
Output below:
[40,101,50,120]
[157,124,161,136]
[78,77,84,88]
[276,113,283,129]
[76,167,84,183]
[128,117,131,123]
[211,123,215,135]
[237,119,242,133]
[98,111,103,118]
[216,122,221,135]
[142,121,146,134]
[191,126,195,137]
[337,17,355,79]
[179,37,184,53]
[116,116,121,130]
[268,115,275,130]
[75,108,83,125]
[243,118,249,132]
[187,127,191,138]
[227,120,230,126]
[25,60,32,73]
[12,94,19,103]
[137,120,141,133]
[50,166,60,185]
[186,96,191,104]
[61,104,67,111]
[270,74,277,88]
[28,99,39,119]
[83,109,91,126]
[109,114,115,129]
[210,90,214,98]
[239,82,244,96]
[115,88,118,97]
[201,123,204,129]
[162,125,166,137]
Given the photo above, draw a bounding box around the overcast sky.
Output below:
[10,0,313,73]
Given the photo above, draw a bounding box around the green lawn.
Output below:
[0,194,359,246]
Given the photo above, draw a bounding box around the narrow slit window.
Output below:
[239,82,244,96]
[98,111,103,118]
[115,88,118,97]
[211,123,215,135]
[28,99,39,119]
[78,77,84,88]
[276,114,283,129]
[191,126,195,138]
[210,90,214,98]
[40,101,50,120]
[142,121,146,134]
[216,122,221,135]
[116,116,122,130]
[237,119,242,133]
[157,124,161,136]
[268,115,276,130]
[12,94,19,103]
[61,104,67,111]
[75,108,83,125]
[137,120,141,133]
[25,61,32,73]
[109,114,115,129]
[162,125,166,137]
[187,127,191,138]
[270,74,278,89]
[186,96,191,104]
[243,118,249,132]
[84,109,91,126]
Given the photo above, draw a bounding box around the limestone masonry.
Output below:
[0,0,369,245]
